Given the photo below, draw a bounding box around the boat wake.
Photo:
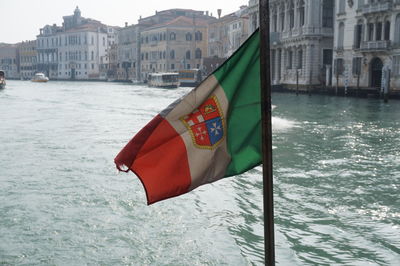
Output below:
[272,105,298,132]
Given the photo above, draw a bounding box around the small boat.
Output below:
[31,72,49,82]
[0,70,5,89]
[148,72,179,88]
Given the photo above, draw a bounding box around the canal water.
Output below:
[0,80,399,265]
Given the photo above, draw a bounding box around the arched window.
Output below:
[195,31,202,41]
[186,33,192,41]
[186,50,191,60]
[338,22,345,49]
[195,48,202,59]
[170,32,176,41]
[170,50,175,59]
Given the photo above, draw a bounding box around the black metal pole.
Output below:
[259,0,275,265]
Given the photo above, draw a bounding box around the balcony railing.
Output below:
[362,2,392,14]
[360,40,391,51]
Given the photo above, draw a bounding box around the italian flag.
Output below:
[115,30,261,204]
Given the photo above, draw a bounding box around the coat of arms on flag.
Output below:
[181,95,225,149]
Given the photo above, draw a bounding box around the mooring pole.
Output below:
[259,0,275,265]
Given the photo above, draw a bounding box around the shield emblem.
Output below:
[181,95,225,149]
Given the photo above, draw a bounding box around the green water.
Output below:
[0,81,399,265]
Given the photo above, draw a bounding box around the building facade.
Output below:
[140,16,211,81]
[18,40,37,79]
[37,7,112,80]
[0,44,19,79]
[333,0,400,93]
[247,0,334,88]
[208,11,249,59]
[117,24,141,81]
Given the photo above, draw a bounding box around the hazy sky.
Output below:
[1,0,248,44]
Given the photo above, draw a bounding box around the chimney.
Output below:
[217,9,222,19]
[125,22,128,27]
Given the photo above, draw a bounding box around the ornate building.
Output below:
[37,7,115,80]
[247,0,334,88]
[333,0,400,93]
[139,14,214,81]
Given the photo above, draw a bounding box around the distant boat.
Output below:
[178,69,202,87]
[148,73,179,88]
[31,72,49,82]
[0,70,5,89]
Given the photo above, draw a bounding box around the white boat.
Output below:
[147,73,179,88]
[0,70,5,89]
[31,72,49,82]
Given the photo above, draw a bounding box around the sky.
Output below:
[1,0,248,44]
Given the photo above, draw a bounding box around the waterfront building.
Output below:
[139,12,215,81]
[37,7,113,80]
[17,41,37,80]
[0,44,19,79]
[36,24,62,79]
[116,23,142,81]
[247,0,334,88]
[208,8,249,59]
[333,0,400,93]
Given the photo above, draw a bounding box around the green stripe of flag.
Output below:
[213,30,262,176]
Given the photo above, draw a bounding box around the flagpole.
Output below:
[259,0,275,265]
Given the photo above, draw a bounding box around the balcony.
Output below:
[362,2,392,15]
[359,40,391,51]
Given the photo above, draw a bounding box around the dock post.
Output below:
[296,69,299,95]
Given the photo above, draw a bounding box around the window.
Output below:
[322,0,334,28]
[91,51,94,61]
[396,15,400,44]
[393,55,400,75]
[195,31,202,41]
[323,49,333,66]
[287,50,293,69]
[384,21,390,41]
[297,49,303,69]
[338,0,346,14]
[170,32,176,40]
[186,50,191,60]
[354,24,363,49]
[368,23,374,41]
[338,22,345,49]
[195,48,202,59]
[352,57,362,75]
[376,22,382,41]
[186,33,192,41]
[334,58,344,75]
[289,4,294,29]
[299,1,305,27]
